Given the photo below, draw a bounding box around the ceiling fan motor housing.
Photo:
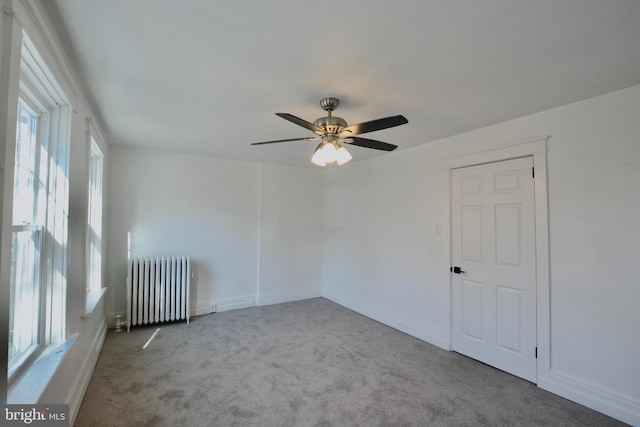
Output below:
[315,97,347,134]
[313,115,347,135]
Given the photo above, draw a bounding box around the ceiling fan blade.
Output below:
[251,137,318,145]
[276,113,325,135]
[346,136,398,151]
[340,115,408,136]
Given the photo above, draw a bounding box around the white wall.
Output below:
[106,147,259,315]
[257,163,324,305]
[324,154,449,348]
[105,147,324,318]
[323,84,640,425]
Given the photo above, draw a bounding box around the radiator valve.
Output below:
[114,314,124,333]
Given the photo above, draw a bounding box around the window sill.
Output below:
[82,287,107,319]
[7,334,77,404]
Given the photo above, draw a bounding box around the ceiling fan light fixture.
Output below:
[311,143,327,166]
[311,139,351,167]
[321,140,338,163]
[336,145,352,166]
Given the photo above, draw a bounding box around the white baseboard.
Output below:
[68,317,107,426]
[192,291,322,315]
[191,294,257,316]
[538,370,640,426]
[110,294,259,324]
[324,289,450,351]
[114,291,323,323]
[257,290,322,307]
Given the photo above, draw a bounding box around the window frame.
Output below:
[10,98,45,373]
[9,93,50,382]
[7,34,71,384]
[7,97,48,384]
[8,223,44,379]
[85,131,106,313]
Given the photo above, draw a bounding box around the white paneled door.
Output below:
[451,157,537,382]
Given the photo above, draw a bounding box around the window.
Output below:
[86,137,104,300]
[9,99,43,369]
[8,35,71,379]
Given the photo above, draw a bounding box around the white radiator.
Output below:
[126,256,190,332]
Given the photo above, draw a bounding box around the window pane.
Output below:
[9,228,41,365]
[13,102,38,225]
[87,141,103,295]
[10,100,42,368]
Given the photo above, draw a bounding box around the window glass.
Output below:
[13,101,38,225]
[9,99,43,368]
[87,139,104,296]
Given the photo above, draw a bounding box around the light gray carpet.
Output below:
[76,298,625,426]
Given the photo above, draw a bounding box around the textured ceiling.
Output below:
[42,0,640,166]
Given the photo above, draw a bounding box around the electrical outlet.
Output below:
[209,304,217,314]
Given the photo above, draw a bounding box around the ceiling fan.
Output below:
[251,97,408,166]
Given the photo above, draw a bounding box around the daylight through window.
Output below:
[8,35,71,379]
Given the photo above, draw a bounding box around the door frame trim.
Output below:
[440,136,550,384]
